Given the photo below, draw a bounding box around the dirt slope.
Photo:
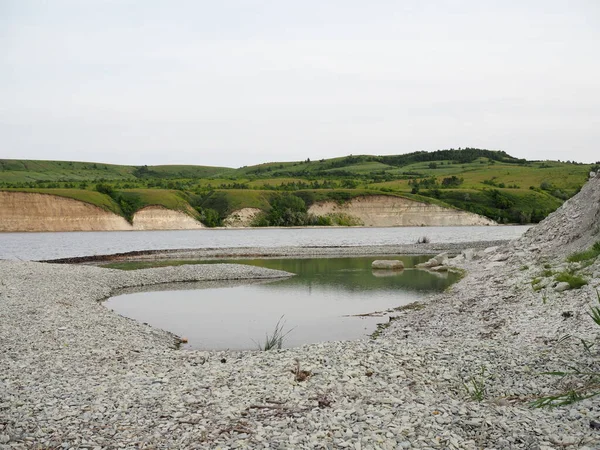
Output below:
[132,206,204,230]
[0,192,203,232]
[307,195,496,226]
[0,191,131,232]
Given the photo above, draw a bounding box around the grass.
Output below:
[532,291,600,408]
[255,316,294,351]
[1,188,123,215]
[554,272,588,289]
[567,241,600,263]
[1,150,594,225]
[463,366,489,401]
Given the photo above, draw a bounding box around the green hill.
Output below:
[1,149,597,226]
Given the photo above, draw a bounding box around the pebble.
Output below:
[2,175,600,449]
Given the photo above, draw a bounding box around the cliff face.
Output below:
[223,208,262,228]
[132,206,204,230]
[0,192,203,232]
[0,191,131,232]
[307,195,496,227]
[0,191,496,232]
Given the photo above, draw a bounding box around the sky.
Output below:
[1,0,599,168]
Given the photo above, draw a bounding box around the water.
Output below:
[0,226,529,261]
[105,256,461,350]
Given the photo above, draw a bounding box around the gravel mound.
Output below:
[1,175,600,449]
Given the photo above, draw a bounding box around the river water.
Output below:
[0,226,529,261]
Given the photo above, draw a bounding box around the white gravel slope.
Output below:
[1,175,600,449]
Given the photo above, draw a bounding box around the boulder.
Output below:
[554,282,571,292]
[372,260,404,270]
[416,258,439,269]
[433,252,449,265]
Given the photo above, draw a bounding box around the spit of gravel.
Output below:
[2,176,600,449]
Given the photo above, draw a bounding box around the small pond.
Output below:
[104,256,461,350]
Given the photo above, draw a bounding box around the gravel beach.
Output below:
[2,175,600,449]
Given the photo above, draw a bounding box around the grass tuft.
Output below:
[554,272,588,289]
[256,315,294,351]
[567,241,600,263]
[532,291,600,408]
[463,366,489,401]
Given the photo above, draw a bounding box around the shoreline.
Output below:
[42,239,509,264]
[2,171,600,448]
[2,242,599,448]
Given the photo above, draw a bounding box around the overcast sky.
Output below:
[1,1,599,167]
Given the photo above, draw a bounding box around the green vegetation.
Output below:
[463,366,490,402]
[568,242,600,263]
[1,149,596,226]
[254,316,294,351]
[532,291,600,408]
[554,272,588,289]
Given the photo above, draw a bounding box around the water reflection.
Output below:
[105,256,460,350]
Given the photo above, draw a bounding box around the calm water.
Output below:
[0,226,529,261]
[105,256,461,350]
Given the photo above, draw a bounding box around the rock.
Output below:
[433,252,449,265]
[461,248,476,260]
[554,282,570,292]
[491,253,509,262]
[484,246,499,254]
[371,260,404,270]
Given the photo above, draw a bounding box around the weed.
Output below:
[544,263,552,269]
[542,269,553,277]
[255,316,294,351]
[567,241,600,263]
[533,291,600,407]
[520,265,529,271]
[463,366,489,401]
[554,272,587,289]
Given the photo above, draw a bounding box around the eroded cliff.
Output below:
[0,192,203,232]
[307,195,496,227]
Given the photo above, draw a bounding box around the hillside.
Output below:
[0,149,597,227]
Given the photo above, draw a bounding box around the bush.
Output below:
[95,183,114,196]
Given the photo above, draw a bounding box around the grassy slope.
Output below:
[0,159,231,182]
[0,151,595,224]
[1,188,123,215]
[0,188,201,220]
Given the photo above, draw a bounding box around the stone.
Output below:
[461,248,476,260]
[433,252,449,265]
[371,260,404,270]
[554,282,570,292]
